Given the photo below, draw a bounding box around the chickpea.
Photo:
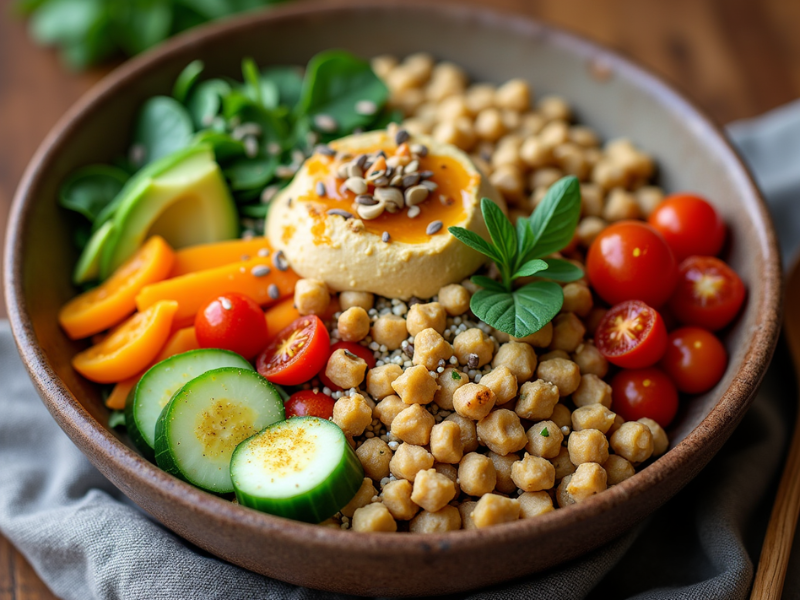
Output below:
[566,463,607,503]
[576,216,608,247]
[430,421,464,464]
[325,349,367,390]
[366,364,403,400]
[571,404,616,434]
[294,279,329,315]
[553,143,589,180]
[437,95,471,122]
[434,367,468,410]
[391,364,439,405]
[549,313,586,353]
[551,446,577,480]
[458,452,497,496]
[352,503,397,532]
[409,505,462,533]
[476,409,528,456]
[371,314,408,350]
[610,422,654,464]
[474,108,506,141]
[573,374,613,408]
[406,302,447,336]
[403,117,433,136]
[374,394,406,428]
[391,89,426,115]
[432,118,475,151]
[536,358,581,397]
[580,183,604,217]
[465,83,496,114]
[332,393,372,438]
[539,120,570,148]
[425,62,468,102]
[550,404,572,430]
[479,366,518,406]
[556,474,576,508]
[453,328,494,368]
[609,414,626,436]
[526,420,564,459]
[356,438,393,481]
[583,308,608,337]
[538,95,571,121]
[635,186,665,217]
[604,455,635,486]
[569,126,600,148]
[434,462,460,496]
[638,418,669,457]
[562,284,593,318]
[371,55,398,79]
[389,443,434,482]
[413,328,454,371]
[437,284,470,316]
[520,136,552,168]
[512,453,556,492]
[390,404,434,445]
[495,78,531,111]
[511,321,553,349]
[519,112,546,136]
[605,139,654,180]
[490,164,525,202]
[516,379,560,421]
[519,491,554,519]
[337,307,370,342]
[341,478,377,518]
[472,494,521,528]
[529,167,563,190]
[458,500,479,530]
[453,383,496,421]
[603,188,642,222]
[386,68,421,94]
[489,451,520,494]
[445,413,479,453]
[411,468,456,513]
[568,429,610,465]
[591,159,627,190]
[339,291,374,311]
[572,342,609,378]
[492,341,538,384]
[381,479,419,520]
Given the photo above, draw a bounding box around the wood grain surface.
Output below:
[1,0,799,597]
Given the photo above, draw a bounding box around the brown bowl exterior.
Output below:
[4,1,781,596]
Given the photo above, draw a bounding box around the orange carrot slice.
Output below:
[59,236,175,340]
[264,298,301,340]
[170,238,274,277]
[135,257,299,323]
[73,300,178,383]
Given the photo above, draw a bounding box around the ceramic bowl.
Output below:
[4,1,781,595]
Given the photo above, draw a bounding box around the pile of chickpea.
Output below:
[289,54,673,533]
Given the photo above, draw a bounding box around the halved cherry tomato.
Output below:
[595,300,667,368]
[318,341,376,391]
[610,367,679,428]
[195,292,268,360]
[660,327,727,394]
[669,256,745,330]
[256,315,330,386]
[648,194,726,261]
[284,390,336,419]
[586,221,678,307]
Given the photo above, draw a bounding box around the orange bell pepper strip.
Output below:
[170,238,275,277]
[72,300,178,383]
[59,236,175,340]
[135,257,299,323]
[105,326,199,410]
[264,298,300,340]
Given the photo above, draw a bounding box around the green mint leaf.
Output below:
[540,259,585,282]
[448,227,501,263]
[541,427,550,437]
[516,217,534,264]
[173,60,204,104]
[513,258,548,279]
[451,371,462,381]
[471,275,507,293]
[481,197,517,268]
[470,281,563,338]
[526,176,582,260]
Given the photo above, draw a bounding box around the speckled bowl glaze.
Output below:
[4,1,781,595]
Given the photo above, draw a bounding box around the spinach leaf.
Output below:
[470,282,564,339]
[133,96,194,165]
[192,130,246,162]
[224,155,277,191]
[59,165,129,222]
[173,59,205,103]
[113,0,173,56]
[262,66,304,109]
[186,79,231,129]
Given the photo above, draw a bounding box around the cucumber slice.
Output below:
[155,367,284,493]
[126,348,253,459]
[231,417,364,523]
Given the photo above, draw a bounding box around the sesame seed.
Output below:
[243,136,258,158]
[267,142,282,155]
[257,248,270,257]
[251,265,271,278]
[382,231,390,243]
[314,114,338,133]
[355,99,378,115]
[395,129,410,145]
[419,170,434,179]
[315,181,326,197]
[273,250,289,271]
[407,205,421,218]
[315,144,336,157]
[327,208,353,219]
[220,297,232,310]
[268,284,280,300]
[426,220,443,235]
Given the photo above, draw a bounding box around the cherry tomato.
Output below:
[610,367,679,428]
[660,327,727,394]
[195,293,268,360]
[256,315,330,386]
[648,194,726,261]
[284,390,336,420]
[318,341,376,391]
[595,300,668,368]
[669,256,746,330]
[586,221,678,307]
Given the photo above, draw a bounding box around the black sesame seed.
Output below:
[467,353,480,369]
[395,129,410,145]
[273,250,289,271]
[356,195,378,206]
[268,284,280,300]
[327,208,354,219]
[315,181,326,197]
[419,170,434,179]
[402,174,420,187]
[404,342,415,357]
[316,144,336,157]
[251,265,271,278]
[344,349,359,360]
[376,150,387,159]
[382,232,390,243]
[355,154,368,169]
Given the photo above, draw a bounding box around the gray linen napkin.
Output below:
[1,102,800,599]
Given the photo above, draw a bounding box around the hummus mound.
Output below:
[266,130,504,299]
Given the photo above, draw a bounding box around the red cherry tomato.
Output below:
[318,341,376,391]
[586,221,678,307]
[610,367,679,428]
[195,292,268,360]
[256,316,330,386]
[660,327,727,394]
[284,390,336,420]
[648,194,726,261]
[595,300,668,368]
[669,256,746,330]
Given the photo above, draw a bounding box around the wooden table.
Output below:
[1,0,799,597]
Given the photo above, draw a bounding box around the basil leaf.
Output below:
[481,197,517,267]
[187,79,231,129]
[448,227,501,263]
[516,217,534,263]
[59,165,129,222]
[133,96,194,165]
[513,259,548,279]
[526,176,581,260]
[262,66,304,109]
[173,59,204,103]
[541,258,585,282]
[470,281,563,338]
[224,155,277,191]
[471,275,507,293]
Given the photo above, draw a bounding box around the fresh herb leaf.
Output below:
[540,258,585,282]
[451,371,462,381]
[513,258,549,279]
[481,197,517,271]
[447,227,502,264]
[261,66,304,109]
[187,79,231,129]
[108,410,126,430]
[470,281,564,339]
[173,59,205,103]
[523,175,581,260]
[470,275,507,293]
[224,155,278,191]
[541,427,550,437]
[59,165,129,222]
[114,0,173,56]
[191,130,247,162]
[133,96,194,165]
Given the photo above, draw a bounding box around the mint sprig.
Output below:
[448,176,583,338]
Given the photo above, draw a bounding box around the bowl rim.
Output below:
[4,0,782,554]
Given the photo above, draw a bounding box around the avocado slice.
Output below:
[73,220,114,284]
[73,144,239,282]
